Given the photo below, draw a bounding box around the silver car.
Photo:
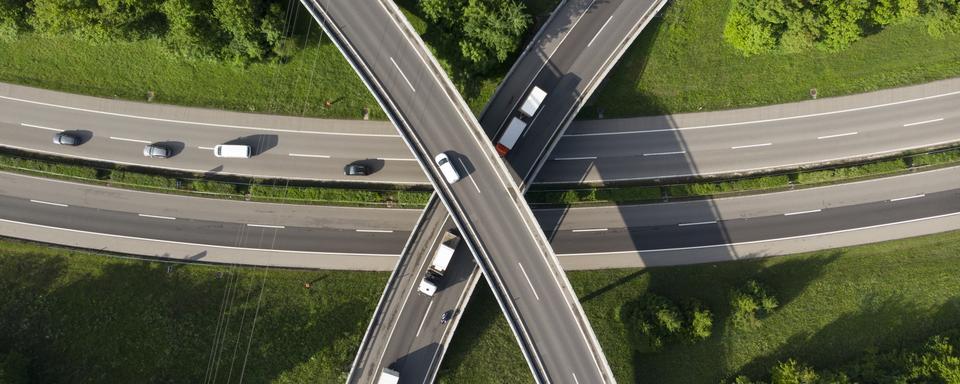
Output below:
[52,132,80,146]
[143,144,171,158]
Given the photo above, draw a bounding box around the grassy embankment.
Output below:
[0,239,387,383]
[440,230,960,383]
[584,0,960,118]
[3,228,960,382]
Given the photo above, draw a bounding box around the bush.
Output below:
[0,154,99,179]
[723,0,960,55]
[912,148,960,167]
[622,294,714,351]
[770,359,820,384]
[730,280,779,330]
[796,159,907,184]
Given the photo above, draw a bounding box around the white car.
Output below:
[434,153,461,184]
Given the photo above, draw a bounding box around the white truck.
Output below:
[417,230,460,296]
[519,86,547,117]
[378,368,400,384]
[495,117,528,157]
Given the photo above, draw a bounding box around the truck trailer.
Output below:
[495,117,528,157]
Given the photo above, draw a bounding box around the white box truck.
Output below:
[378,368,400,384]
[495,117,528,157]
[417,231,460,296]
[519,86,547,117]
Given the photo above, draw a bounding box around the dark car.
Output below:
[440,310,453,324]
[344,164,369,176]
[143,143,172,158]
[52,131,81,146]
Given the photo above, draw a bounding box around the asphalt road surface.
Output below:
[299,0,616,382]
[2,71,957,186]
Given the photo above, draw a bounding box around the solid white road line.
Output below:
[817,131,859,140]
[564,91,960,137]
[784,209,822,216]
[389,57,417,93]
[197,146,214,150]
[553,156,597,161]
[586,15,614,47]
[137,213,176,220]
[29,199,68,207]
[890,194,926,202]
[678,220,717,227]
[288,153,331,159]
[415,300,434,338]
[731,142,773,150]
[246,223,284,229]
[20,123,63,132]
[572,228,608,233]
[5,95,399,138]
[643,150,686,156]
[356,229,395,233]
[903,118,944,127]
[517,262,540,301]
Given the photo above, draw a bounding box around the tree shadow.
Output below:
[733,294,960,380]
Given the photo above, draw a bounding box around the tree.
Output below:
[161,0,219,57]
[0,0,28,41]
[212,0,265,61]
[418,0,531,75]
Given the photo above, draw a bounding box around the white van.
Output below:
[213,144,252,158]
[434,153,461,184]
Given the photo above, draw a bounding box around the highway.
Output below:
[295,0,617,382]
[3,76,958,185]
[5,163,960,264]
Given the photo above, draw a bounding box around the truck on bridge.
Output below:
[496,86,547,157]
[417,230,460,296]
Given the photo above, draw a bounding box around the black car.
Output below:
[344,164,369,176]
[52,131,81,146]
[440,310,453,324]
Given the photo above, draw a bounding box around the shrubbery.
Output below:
[724,0,960,55]
[621,293,714,351]
[730,280,779,330]
[0,0,292,61]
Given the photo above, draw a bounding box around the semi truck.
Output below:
[417,230,461,296]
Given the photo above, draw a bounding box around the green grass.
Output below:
[0,152,99,179]
[0,238,387,383]
[585,0,960,118]
[441,230,960,383]
[0,34,383,120]
[667,175,791,198]
[795,158,907,185]
[249,183,431,208]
